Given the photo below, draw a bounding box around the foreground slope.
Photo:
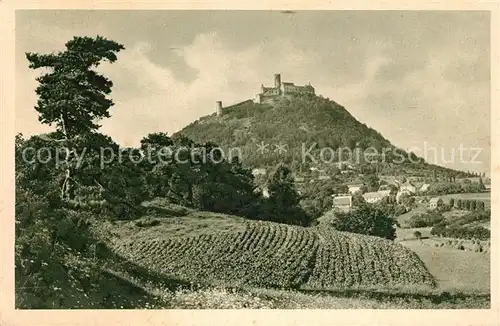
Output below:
[108,208,435,291]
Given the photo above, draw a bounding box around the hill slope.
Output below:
[107,206,435,291]
[177,95,459,178]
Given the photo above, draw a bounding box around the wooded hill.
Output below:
[177,95,464,180]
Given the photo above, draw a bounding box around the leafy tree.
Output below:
[407,212,444,228]
[15,36,146,308]
[362,173,380,192]
[265,164,311,226]
[413,230,422,239]
[399,192,415,208]
[425,182,463,195]
[192,153,259,217]
[139,133,175,199]
[16,131,147,219]
[430,222,446,237]
[26,35,125,200]
[388,184,398,195]
[139,133,261,218]
[431,224,490,240]
[298,179,348,219]
[140,132,174,150]
[267,164,300,207]
[375,201,407,219]
[330,202,397,240]
[351,192,366,207]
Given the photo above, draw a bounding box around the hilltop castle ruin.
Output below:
[215,73,315,116]
[253,73,315,104]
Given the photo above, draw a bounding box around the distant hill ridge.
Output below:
[178,90,460,179]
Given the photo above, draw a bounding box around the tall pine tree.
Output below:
[26,36,125,200]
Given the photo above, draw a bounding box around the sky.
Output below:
[15,10,490,174]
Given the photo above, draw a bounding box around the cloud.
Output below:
[325,42,490,172]
[15,11,490,173]
[94,33,320,147]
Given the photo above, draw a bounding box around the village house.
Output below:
[377,189,391,197]
[262,187,270,198]
[428,197,444,209]
[399,181,417,194]
[332,194,352,213]
[377,185,392,197]
[362,192,384,204]
[347,184,363,194]
[294,176,306,183]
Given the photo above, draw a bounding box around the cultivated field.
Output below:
[396,227,432,240]
[400,239,490,293]
[89,204,491,308]
[110,215,435,291]
[307,228,434,289]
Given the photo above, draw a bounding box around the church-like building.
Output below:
[253,73,315,104]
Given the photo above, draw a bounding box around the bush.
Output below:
[408,212,444,228]
[15,188,101,308]
[430,222,447,237]
[472,243,483,252]
[394,204,408,216]
[430,224,490,241]
[330,202,396,240]
[449,198,455,208]
[134,217,161,227]
[449,210,490,226]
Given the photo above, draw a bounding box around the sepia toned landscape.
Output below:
[13,10,491,309]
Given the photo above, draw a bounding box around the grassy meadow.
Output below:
[400,239,490,293]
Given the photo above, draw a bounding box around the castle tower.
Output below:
[216,101,223,116]
[274,73,281,88]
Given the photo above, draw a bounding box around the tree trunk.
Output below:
[60,111,72,200]
[187,183,193,204]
